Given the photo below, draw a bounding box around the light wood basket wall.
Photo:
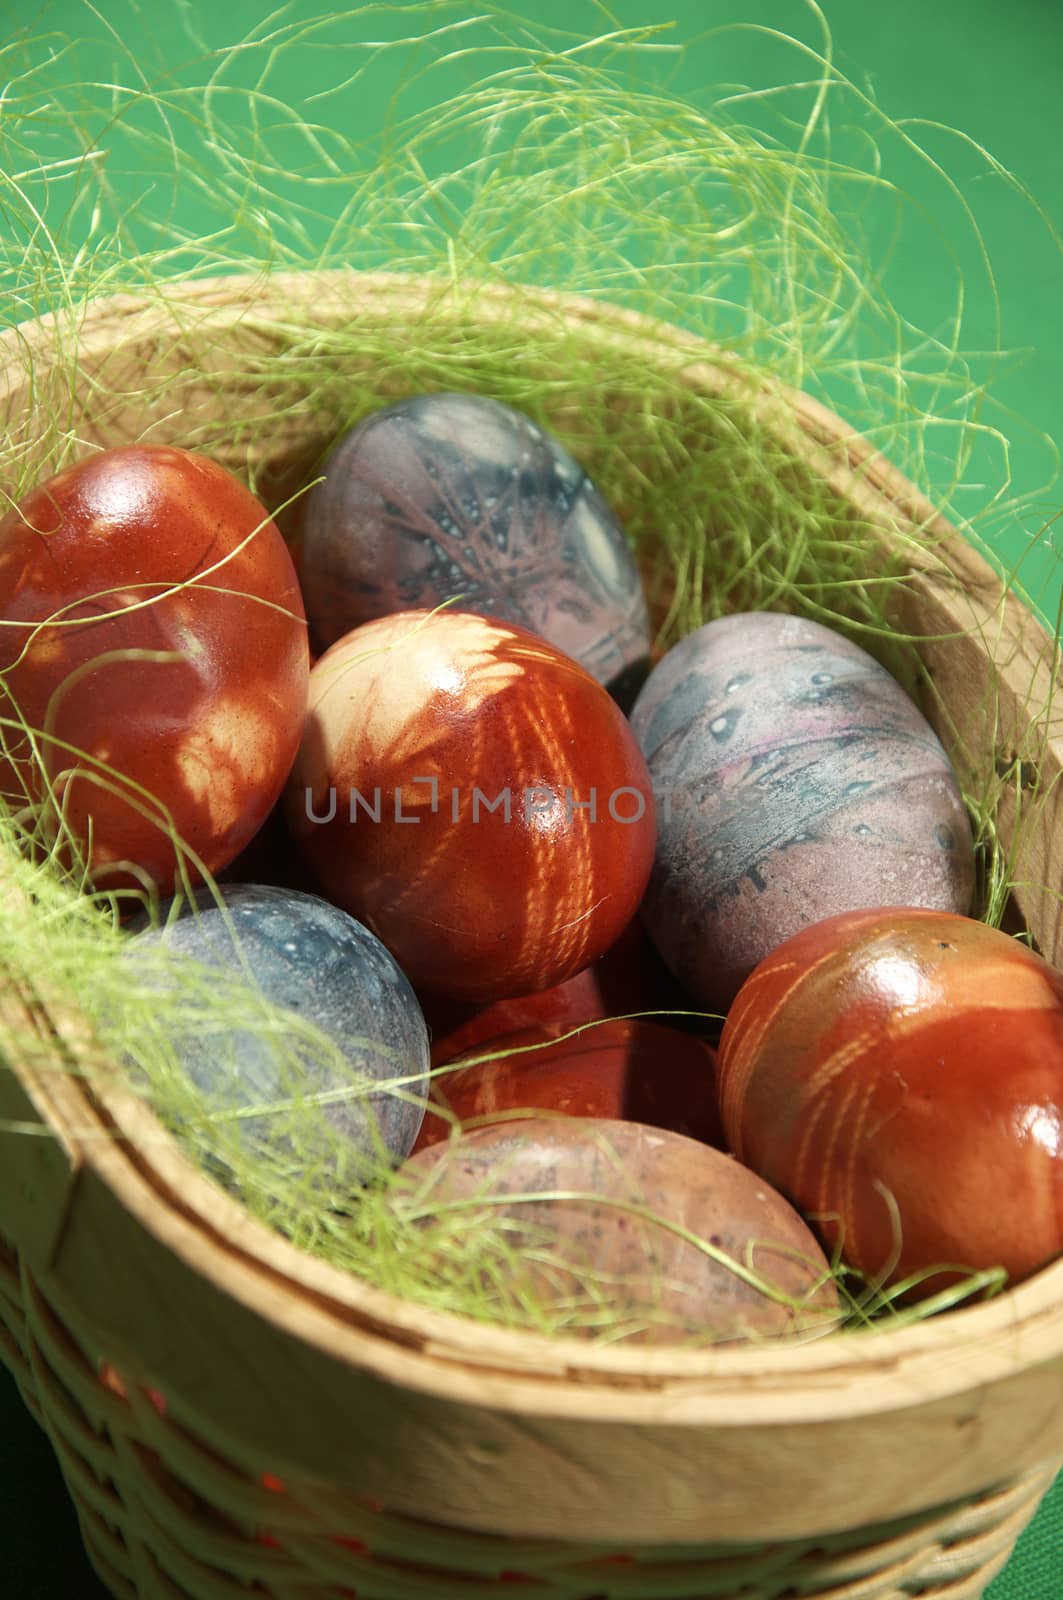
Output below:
[1,272,1062,1600]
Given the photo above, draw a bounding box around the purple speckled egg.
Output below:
[630,612,974,1013]
[300,393,650,698]
[402,1118,838,1344]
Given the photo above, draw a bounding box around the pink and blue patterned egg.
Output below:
[630,611,975,1013]
[300,392,651,700]
[128,884,428,1182]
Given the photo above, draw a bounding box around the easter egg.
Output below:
[402,1118,838,1343]
[630,611,974,1011]
[717,908,1063,1294]
[420,914,690,1069]
[127,884,429,1179]
[300,393,651,697]
[284,609,656,1003]
[413,1017,723,1152]
[0,445,308,893]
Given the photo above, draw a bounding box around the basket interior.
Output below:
[0,274,1062,1563]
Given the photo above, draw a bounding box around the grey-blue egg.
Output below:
[300,392,651,699]
[630,611,975,1013]
[126,884,429,1184]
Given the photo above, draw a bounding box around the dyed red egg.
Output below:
[421,914,690,1068]
[0,445,308,893]
[284,610,656,1002]
[403,1118,838,1343]
[717,908,1063,1294]
[413,1017,723,1152]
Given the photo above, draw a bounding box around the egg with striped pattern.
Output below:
[630,611,974,1012]
[717,908,1063,1294]
[285,610,656,1002]
[0,444,308,894]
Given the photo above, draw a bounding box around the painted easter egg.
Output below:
[0,445,308,893]
[717,908,1063,1294]
[300,393,651,698]
[630,611,974,1011]
[127,884,429,1179]
[413,1017,723,1152]
[284,609,656,1004]
[402,1118,838,1343]
[420,914,691,1070]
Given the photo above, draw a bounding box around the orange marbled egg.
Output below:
[285,610,656,1002]
[717,908,1063,1295]
[0,445,308,893]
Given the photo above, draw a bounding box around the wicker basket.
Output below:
[1,271,1061,1600]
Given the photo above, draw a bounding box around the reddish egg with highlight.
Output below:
[285,609,656,1003]
[413,1017,723,1152]
[421,914,689,1069]
[0,445,308,893]
[717,908,1063,1295]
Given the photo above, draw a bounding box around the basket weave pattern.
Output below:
[0,1232,1055,1600]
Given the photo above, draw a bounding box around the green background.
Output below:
[2,0,1061,1595]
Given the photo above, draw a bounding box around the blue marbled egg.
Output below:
[127,884,429,1181]
[630,612,975,1012]
[300,392,651,698]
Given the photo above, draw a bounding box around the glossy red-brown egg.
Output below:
[413,1017,723,1152]
[717,908,1063,1294]
[0,445,308,893]
[421,914,690,1068]
[284,609,656,1002]
[402,1118,839,1343]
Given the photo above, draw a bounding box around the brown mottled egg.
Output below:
[300,393,651,699]
[402,1118,839,1343]
[630,611,974,1012]
[284,609,656,1003]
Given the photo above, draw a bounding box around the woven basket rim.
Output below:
[3,267,1062,1432]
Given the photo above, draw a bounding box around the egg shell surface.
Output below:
[285,609,657,1003]
[300,393,650,696]
[403,1117,838,1344]
[630,611,974,1011]
[0,445,308,893]
[413,1016,723,1152]
[717,907,1063,1294]
[128,884,429,1178]
[420,913,690,1069]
